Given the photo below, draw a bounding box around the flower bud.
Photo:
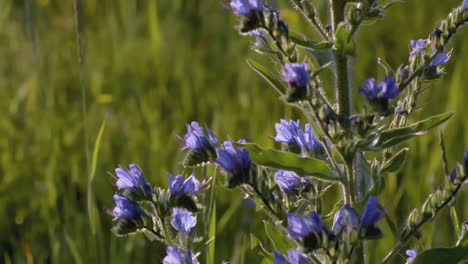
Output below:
[421,199,433,217]
[408,208,421,230]
[302,0,316,18]
[430,190,443,208]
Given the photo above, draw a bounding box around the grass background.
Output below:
[0,0,467,263]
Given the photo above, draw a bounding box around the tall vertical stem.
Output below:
[330,0,352,117]
[330,1,362,263]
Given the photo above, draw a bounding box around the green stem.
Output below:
[380,176,466,264]
[330,0,352,116]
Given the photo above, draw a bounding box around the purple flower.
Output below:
[274,120,323,157]
[163,246,199,264]
[429,53,451,67]
[464,150,468,166]
[410,39,427,57]
[361,196,385,228]
[275,170,304,192]
[274,120,302,144]
[171,208,197,234]
[406,249,417,262]
[463,0,468,11]
[215,141,252,175]
[273,249,311,264]
[287,212,331,250]
[287,212,324,239]
[111,194,143,221]
[230,0,264,16]
[114,164,153,194]
[450,167,457,183]
[182,121,219,154]
[167,173,201,195]
[359,76,400,100]
[332,204,360,234]
[282,63,310,88]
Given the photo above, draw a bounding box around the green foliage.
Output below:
[0,0,467,263]
[237,143,336,181]
[412,247,468,264]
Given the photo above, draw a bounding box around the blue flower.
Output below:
[463,0,468,11]
[216,141,252,175]
[114,164,153,195]
[275,170,305,192]
[428,53,451,67]
[274,120,323,157]
[230,0,264,16]
[163,246,199,264]
[167,173,201,196]
[450,167,457,183]
[406,249,417,262]
[111,194,144,221]
[361,196,385,228]
[287,212,324,239]
[287,212,330,250]
[359,76,400,100]
[410,39,427,57]
[171,208,197,234]
[273,249,311,264]
[182,121,219,154]
[464,150,468,167]
[274,119,302,144]
[332,204,360,234]
[282,63,310,88]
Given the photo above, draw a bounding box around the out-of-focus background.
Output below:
[0,0,467,263]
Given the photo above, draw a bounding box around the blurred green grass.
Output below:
[0,0,467,263]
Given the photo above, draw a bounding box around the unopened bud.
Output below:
[430,190,443,209]
[408,208,422,230]
[302,0,316,18]
[421,199,433,217]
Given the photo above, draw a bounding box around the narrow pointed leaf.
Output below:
[289,31,332,50]
[247,59,286,95]
[235,143,337,181]
[412,247,468,264]
[381,148,409,173]
[372,112,453,149]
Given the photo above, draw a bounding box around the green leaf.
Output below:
[456,221,468,248]
[334,23,356,56]
[371,112,453,150]
[354,152,374,203]
[305,49,333,66]
[263,221,293,252]
[236,143,337,181]
[247,59,287,95]
[381,148,409,173]
[412,247,468,264]
[88,120,106,235]
[289,31,332,50]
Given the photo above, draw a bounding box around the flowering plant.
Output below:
[107,1,468,263]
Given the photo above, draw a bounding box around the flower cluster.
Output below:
[181,121,219,166]
[274,119,324,158]
[215,140,255,188]
[333,196,385,238]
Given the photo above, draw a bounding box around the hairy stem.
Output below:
[380,176,467,264]
[330,0,352,116]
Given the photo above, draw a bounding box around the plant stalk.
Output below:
[330,0,352,117]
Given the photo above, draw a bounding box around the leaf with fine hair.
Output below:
[411,247,468,264]
[370,112,453,150]
[234,143,337,181]
[247,59,287,95]
[381,148,409,173]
